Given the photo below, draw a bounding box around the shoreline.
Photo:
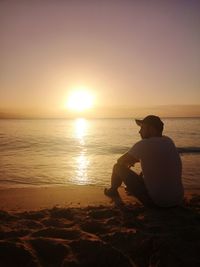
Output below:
[0,184,199,212]
[0,185,139,212]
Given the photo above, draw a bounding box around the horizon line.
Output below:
[0,116,200,120]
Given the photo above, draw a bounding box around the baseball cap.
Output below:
[135,115,164,132]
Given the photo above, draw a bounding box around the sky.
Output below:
[0,0,200,118]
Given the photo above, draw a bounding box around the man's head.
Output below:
[135,115,164,139]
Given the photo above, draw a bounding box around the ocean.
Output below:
[0,118,200,190]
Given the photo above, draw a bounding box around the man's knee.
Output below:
[113,163,129,175]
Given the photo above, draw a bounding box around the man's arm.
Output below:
[117,152,139,168]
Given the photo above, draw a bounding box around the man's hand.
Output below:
[127,162,135,168]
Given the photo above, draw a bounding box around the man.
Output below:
[104,115,184,207]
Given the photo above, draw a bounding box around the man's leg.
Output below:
[104,163,131,198]
[110,163,138,190]
[106,163,155,206]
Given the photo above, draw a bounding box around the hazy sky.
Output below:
[0,0,200,117]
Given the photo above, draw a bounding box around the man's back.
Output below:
[128,136,184,207]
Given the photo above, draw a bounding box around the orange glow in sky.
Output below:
[0,1,200,118]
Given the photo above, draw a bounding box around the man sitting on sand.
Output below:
[105,115,184,207]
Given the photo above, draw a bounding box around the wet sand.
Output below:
[0,185,137,211]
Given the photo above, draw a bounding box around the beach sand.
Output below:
[0,185,200,267]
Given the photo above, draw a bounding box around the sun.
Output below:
[67,90,94,112]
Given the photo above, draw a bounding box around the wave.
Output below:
[105,146,200,155]
[177,147,200,154]
[106,146,200,154]
[1,140,200,156]
[0,179,66,186]
[0,179,41,186]
[105,146,129,154]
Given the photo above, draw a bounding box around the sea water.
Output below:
[0,118,200,189]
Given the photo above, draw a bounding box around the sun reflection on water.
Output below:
[73,118,90,184]
[75,118,87,145]
[75,151,90,184]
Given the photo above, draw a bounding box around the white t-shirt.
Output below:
[128,136,184,207]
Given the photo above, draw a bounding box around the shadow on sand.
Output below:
[0,195,200,266]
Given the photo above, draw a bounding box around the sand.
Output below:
[0,185,200,267]
[0,185,137,211]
